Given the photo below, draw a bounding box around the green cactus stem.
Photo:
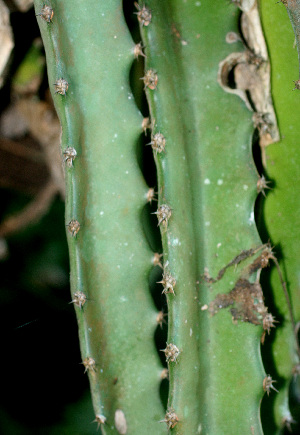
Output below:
[34,1,166,433]
[32,0,298,433]
[138,0,276,432]
[259,0,300,431]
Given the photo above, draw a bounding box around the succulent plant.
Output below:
[34,0,300,433]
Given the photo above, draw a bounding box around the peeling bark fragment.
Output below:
[208,278,267,325]
[219,0,279,165]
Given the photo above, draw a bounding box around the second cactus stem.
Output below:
[138,0,276,433]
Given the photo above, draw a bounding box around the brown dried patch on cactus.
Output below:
[247,244,274,274]
[94,414,106,429]
[133,42,146,59]
[263,375,279,396]
[63,146,77,168]
[36,5,54,23]
[67,219,80,236]
[153,252,163,268]
[160,408,179,429]
[162,343,180,363]
[158,267,176,294]
[71,291,87,309]
[114,409,127,434]
[149,132,166,154]
[142,69,158,90]
[156,310,167,328]
[208,278,267,326]
[203,243,269,283]
[54,78,69,95]
[82,356,96,373]
[154,204,172,227]
[134,2,152,26]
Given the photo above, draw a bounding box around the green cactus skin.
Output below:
[34,1,166,433]
[259,1,300,432]
[138,0,274,433]
[33,0,297,433]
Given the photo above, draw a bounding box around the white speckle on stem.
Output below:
[217,179,223,185]
[249,211,255,225]
[204,178,210,185]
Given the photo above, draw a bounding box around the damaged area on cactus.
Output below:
[219,0,279,152]
[203,243,270,283]
[208,278,268,325]
[54,78,69,95]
